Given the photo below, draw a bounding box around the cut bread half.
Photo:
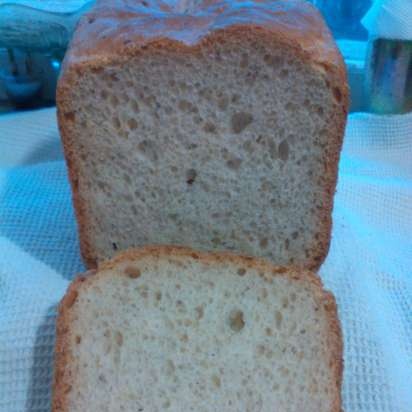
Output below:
[57,0,348,269]
[53,246,343,412]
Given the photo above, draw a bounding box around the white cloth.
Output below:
[362,0,412,40]
[0,108,411,412]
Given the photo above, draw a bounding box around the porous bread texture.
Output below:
[53,246,343,412]
[57,0,348,270]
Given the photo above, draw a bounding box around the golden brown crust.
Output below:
[52,245,343,412]
[64,0,343,69]
[52,269,97,412]
[57,0,348,270]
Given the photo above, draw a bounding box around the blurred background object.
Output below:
[1,0,411,115]
[365,39,412,114]
[362,0,412,114]
[0,0,93,112]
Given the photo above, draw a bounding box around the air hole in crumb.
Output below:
[278,140,289,161]
[212,374,221,388]
[75,335,81,344]
[203,122,216,133]
[124,266,141,279]
[280,366,290,377]
[155,291,162,301]
[178,99,192,112]
[280,69,289,78]
[112,242,118,251]
[275,311,282,329]
[229,310,245,332]
[138,140,158,162]
[240,53,249,68]
[186,169,197,185]
[195,306,204,319]
[113,116,121,130]
[259,238,269,248]
[237,268,246,276]
[110,95,119,106]
[142,0,148,5]
[263,54,271,63]
[127,118,138,130]
[285,102,296,112]
[115,331,123,346]
[282,297,289,308]
[265,327,272,336]
[231,94,240,103]
[257,344,265,355]
[130,100,139,112]
[176,300,186,313]
[217,96,229,110]
[292,231,299,239]
[88,17,95,24]
[231,112,253,134]
[226,157,242,170]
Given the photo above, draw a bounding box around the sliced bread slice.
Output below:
[53,246,343,412]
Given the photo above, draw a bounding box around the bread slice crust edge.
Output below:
[52,245,343,412]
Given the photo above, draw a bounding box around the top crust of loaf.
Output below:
[52,245,343,412]
[62,0,343,71]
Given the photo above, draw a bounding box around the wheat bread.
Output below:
[53,245,343,412]
[57,0,348,269]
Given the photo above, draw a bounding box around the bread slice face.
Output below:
[53,246,343,412]
[57,0,348,269]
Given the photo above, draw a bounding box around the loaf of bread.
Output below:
[53,246,342,412]
[57,0,348,269]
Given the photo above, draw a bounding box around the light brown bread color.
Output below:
[57,0,348,269]
[53,245,343,412]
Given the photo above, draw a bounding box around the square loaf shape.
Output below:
[57,0,349,269]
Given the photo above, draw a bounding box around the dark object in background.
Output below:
[1,49,42,108]
[0,1,93,111]
[0,48,62,110]
[365,38,412,114]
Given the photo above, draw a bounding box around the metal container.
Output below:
[365,38,412,114]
